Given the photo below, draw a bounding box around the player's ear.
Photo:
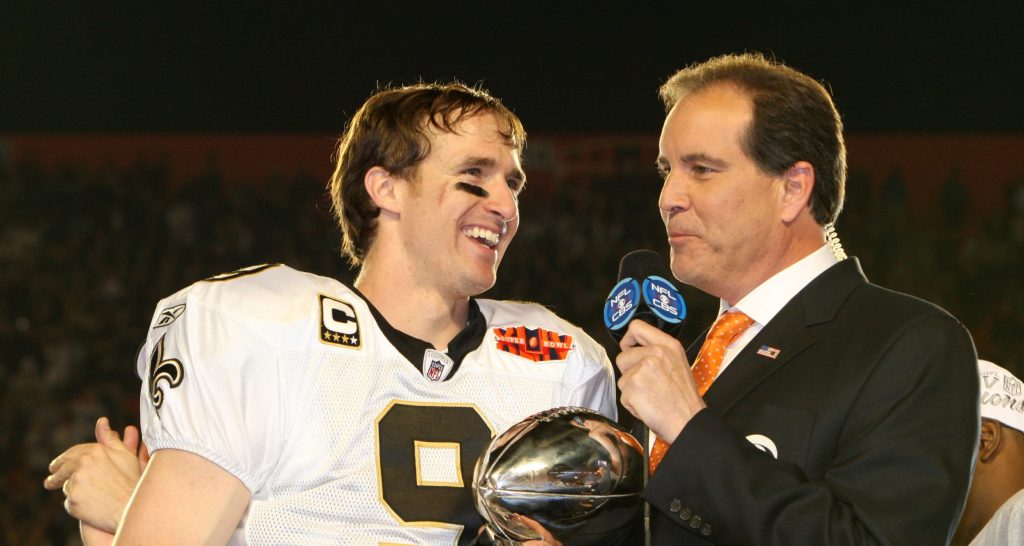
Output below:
[779,161,814,223]
[364,166,401,214]
[978,418,1002,463]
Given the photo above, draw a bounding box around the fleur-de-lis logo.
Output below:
[149,335,184,410]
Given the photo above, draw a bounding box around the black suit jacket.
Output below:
[639,258,979,545]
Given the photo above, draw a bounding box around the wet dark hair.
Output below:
[329,82,525,265]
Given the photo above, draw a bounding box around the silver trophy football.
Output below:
[472,407,644,545]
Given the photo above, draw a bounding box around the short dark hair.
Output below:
[659,52,846,225]
[329,82,526,265]
[998,419,1024,445]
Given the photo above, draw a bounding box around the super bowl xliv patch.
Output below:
[422,349,454,382]
[320,295,361,348]
[153,303,186,328]
[493,326,574,362]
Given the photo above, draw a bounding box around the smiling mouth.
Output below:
[463,226,500,248]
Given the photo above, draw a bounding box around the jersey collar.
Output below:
[352,287,487,382]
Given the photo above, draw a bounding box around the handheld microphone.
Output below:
[603,250,686,546]
[603,249,687,343]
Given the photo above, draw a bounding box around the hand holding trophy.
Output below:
[473,407,644,545]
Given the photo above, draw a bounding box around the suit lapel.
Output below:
[701,258,868,415]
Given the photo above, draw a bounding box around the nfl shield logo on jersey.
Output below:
[423,349,454,382]
[427,360,444,381]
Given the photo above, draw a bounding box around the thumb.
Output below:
[95,417,129,451]
[619,319,655,350]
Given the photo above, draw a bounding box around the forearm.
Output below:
[113,449,250,546]
[81,522,115,546]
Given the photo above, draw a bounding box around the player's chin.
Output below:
[476,249,504,273]
[459,267,499,297]
[473,275,499,296]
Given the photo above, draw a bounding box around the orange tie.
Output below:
[649,311,755,473]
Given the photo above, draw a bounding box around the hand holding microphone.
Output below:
[606,250,706,444]
[604,249,686,344]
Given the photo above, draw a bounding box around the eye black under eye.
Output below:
[455,182,489,198]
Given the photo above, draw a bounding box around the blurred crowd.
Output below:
[2,142,1023,545]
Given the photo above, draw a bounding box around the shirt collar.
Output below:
[722,244,838,325]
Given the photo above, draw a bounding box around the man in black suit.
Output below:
[616,52,979,545]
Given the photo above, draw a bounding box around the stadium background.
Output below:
[3,4,1023,544]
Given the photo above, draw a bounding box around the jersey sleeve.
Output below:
[136,288,289,493]
[483,299,620,422]
[573,331,618,417]
[559,329,619,421]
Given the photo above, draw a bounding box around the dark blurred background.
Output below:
[3,3,1023,544]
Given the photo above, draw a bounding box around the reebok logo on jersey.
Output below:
[153,304,186,328]
[493,326,574,362]
[320,295,361,348]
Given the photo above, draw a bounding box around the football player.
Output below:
[45,82,615,546]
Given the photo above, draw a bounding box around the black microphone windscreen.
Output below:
[618,249,673,283]
[606,250,686,342]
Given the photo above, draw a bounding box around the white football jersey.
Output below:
[138,264,617,545]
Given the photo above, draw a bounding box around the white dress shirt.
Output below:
[713,244,839,379]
